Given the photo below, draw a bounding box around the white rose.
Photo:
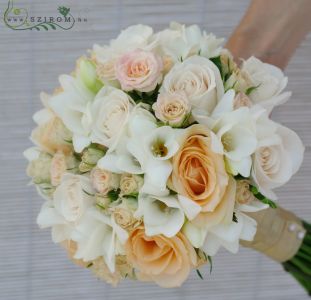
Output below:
[53,174,94,222]
[36,174,94,243]
[119,174,143,195]
[90,86,135,151]
[242,56,291,112]
[90,168,120,195]
[161,55,224,113]
[97,106,157,175]
[110,24,155,53]
[152,92,191,126]
[156,22,223,62]
[252,122,304,200]
[95,57,118,82]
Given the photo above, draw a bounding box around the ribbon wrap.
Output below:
[241,206,306,262]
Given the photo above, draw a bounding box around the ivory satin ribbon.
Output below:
[241,206,306,262]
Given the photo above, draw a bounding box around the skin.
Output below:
[226,0,311,70]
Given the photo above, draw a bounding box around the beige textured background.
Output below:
[0,0,310,299]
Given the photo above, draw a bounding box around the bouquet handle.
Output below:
[241,206,311,294]
[241,206,305,262]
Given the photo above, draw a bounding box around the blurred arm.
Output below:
[226,0,311,69]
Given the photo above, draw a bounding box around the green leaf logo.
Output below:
[58,6,70,17]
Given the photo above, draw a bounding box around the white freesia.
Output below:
[182,221,208,248]
[202,211,257,255]
[98,106,157,174]
[252,112,304,199]
[135,194,185,237]
[161,55,224,113]
[99,108,179,195]
[183,203,259,251]
[71,208,128,272]
[128,125,179,195]
[32,92,55,125]
[23,147,41,162]
[49,75,94,153]
[156,22,223,62]
[194,90,257,177]
[90,86,135,151]
[36,174,94,242]
[242,56,291,112]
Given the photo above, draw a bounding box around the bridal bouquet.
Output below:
[25,23,309,289]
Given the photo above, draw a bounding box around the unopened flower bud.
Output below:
[79,146,105,172]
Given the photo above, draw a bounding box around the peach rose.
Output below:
[91,255,134,287]
[171,124,229,212]
[31,116,72,154]
[90,168,119,195]
[125,228,197,287]
[236,179,255,205]
[152,92,191,126]
[115,49,163,92]
[61,240,88,268]
[50,150,67,186]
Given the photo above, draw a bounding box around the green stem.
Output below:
[282,220,311,295]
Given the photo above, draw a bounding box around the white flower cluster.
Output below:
[25,23,304,288]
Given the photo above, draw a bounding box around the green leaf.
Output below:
[48,23,57,30]
[232,212,238,223]
[234,174,247,181]
[128,84,160,106]
[96,203,107,210]
[83,189,94,197]
[196,269,204,280]
[208,256,213,274]
[63,138,72,144]
[249,185,277,208]
[168,188,178,196]
[123,192,139,199]
[179,113,192,128]
[58,6,70,17]
[282,220,311,294]
[107,188,121,202]
[245,84,260,96]
[40,24,49,31]
[210,56,223,78]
